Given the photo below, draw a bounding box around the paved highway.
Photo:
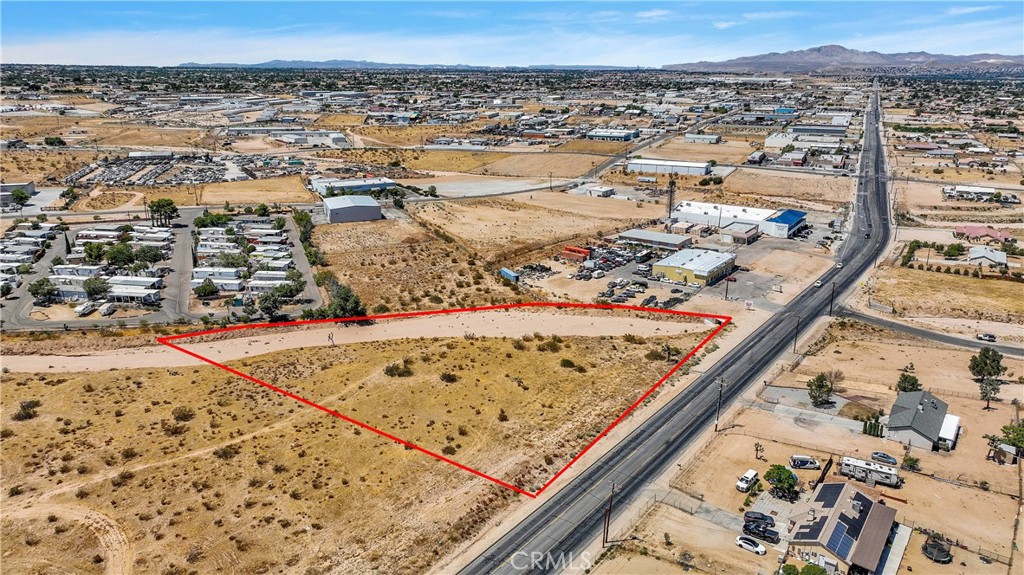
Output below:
[459,90,892,574]
[839,308,1024,358]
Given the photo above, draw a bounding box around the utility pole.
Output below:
[714,378,725,432]
[602,482,617,546]
[548,171,553,192]
[829,282,836,316]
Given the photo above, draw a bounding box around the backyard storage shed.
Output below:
[323,196,382,224]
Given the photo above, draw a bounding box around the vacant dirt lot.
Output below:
[554,140,629,155]
[1,324,704,575]
[472,153,604,178]
[1,116,211,149]
[319,148,513,173]
[644,136,760,164]
[869,265,1024,323]
[892,152,1024,187]
[408,197,654,261]
[723,167,855,206]
[0,149,102,182]
[507,190,665,220]
[353,123,492,147]
[72,190,140,211]
[313,218,521,311]
[200,175,316,204]
[314,113,367,127]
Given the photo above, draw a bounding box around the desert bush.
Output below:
[439,372,458,383]
[172,406,196,422]
[383,362,414,377]
[212,445,241,460]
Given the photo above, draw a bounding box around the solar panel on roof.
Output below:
[836,533,855,560]
[794,516,827,541]
[842,493,874,539]
[826,522,848,556]
[815,483,843,508]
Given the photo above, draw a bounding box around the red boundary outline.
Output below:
[158,302,731,498]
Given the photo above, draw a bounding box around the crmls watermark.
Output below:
[509,551,594,571]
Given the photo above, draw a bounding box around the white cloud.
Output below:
[713,21,738,30]
[945,5,998,17]
[636,9,672,21]
[741,11,803,21]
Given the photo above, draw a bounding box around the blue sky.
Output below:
[2,1,1022,66]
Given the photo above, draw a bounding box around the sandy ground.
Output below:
[320,148,514,172]
[624,503,776,573]
[0,149,103,182]
[352,123,494,147]
[723,168,855,206]
[199,175,317,204]
[892,151,1024,188]
[507,190,665,220]
[398,175,555,198]
[472,153,604,178]
[227,136,288,154]
[643,136,761,165]
[408,198,653,260]
[554,140,629,155]
[1,310,706,373]
[868,264,1024,323]
[71,190,140,211]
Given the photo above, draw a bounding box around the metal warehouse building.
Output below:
[683,133,721,144]
[310,177,396,196]
[671,200,806,238]
[616,229,692,250]
[652,249,736,286]
[323,196,382,224]
[586,128,640,141]
[626,159,711,176]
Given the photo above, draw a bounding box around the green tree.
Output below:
[781,144,796,153]
[132,245,164,265]
[258,291,282,320]
[764,464,798,500]
[984,421,1024,455]
[781,565,800,575]
[44,136,66,146]
[255,203,271,217]
[801,566,828,575]
[83,277,111,299]
[105,243,135,268]
[970,347,1006,409]
[806,373,833,406]
[83,242,107,264]
[897,372,921,392]
[0,283,12,299]
[943,243,965,258]
[193,278,219,298]
[27,278,57,300]
[10,188,30,208]
[272,217,287,230]
[148,198,179,227]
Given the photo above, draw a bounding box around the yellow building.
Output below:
[652,249,735,286]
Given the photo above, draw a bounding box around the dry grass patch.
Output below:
[0,150,102,182]
[870,265,1024,322]
[319,148,513,173]
[470,152,603,178]
[723,167,854,205]
[644,136,759,164]
[314,113,367,127]
[201,175,316,204]
[72,191,139,212]
[408,198,649,261]
[554,139,629,154]
[353,123,492,147]
[0,328,703,575]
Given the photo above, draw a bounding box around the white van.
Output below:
[790,455,821,470]
[736,469,759,492]
[592,270,606,279]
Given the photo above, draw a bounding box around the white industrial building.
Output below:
[652,249,736,286]
[626,159,711,176]
[323,195,382,224]
[672,200,807,238]
[683,133,721,144]
[586,128,640,141]
[310,177,396,196]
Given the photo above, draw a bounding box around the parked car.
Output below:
[790,455,821,470]
[687,282,701,288]
[736,469,759,492]
[871,451,897,465]
[813,280,823,288]
[976,333,997,342]
[743,511,775,528]
[743,523,781,544]
[735,536,766,555]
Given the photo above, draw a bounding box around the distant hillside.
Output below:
[179,59,641,70]
[662,44,1024,73]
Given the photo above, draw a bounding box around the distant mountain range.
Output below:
[178,45,1024,73]
[178,59,640,70]
[662,44,1023,73]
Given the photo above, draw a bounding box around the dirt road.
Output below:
[3,503,134,575]
[3,310,709,373]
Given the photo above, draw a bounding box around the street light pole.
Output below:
[793,315,802,354]
[714,378,724,432]
[829,282,836,316]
